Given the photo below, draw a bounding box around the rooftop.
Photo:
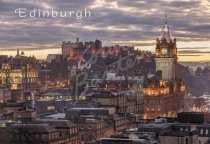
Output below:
[44,113,66,119]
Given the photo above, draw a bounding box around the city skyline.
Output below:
[0,0,210,62]
[0,1,210,143]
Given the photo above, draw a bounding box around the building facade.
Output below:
[0,50,39,101]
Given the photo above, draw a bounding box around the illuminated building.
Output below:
[0,50,38,101]
[155,21,177,80]
[143,19,186,119]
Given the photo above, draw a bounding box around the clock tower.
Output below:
[143,17,185,119]
[155,19,177,80]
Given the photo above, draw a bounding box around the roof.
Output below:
[42,88,71,97]
[37,119,75,128]
[102,138,146,142]
[67,102,100,108]
[25,99,72,113]
[48,120,75,128]
[42,92,64,96]
[138,123,172,132]
[70,107,108,110]
[106,114,127,121]
[11,123,56,133]
[51,88,71,95]
[44,113,66,119]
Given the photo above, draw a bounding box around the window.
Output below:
[47,106,55,110]
[80,125,84,130]
[185,137,188,144]
[158,107,160,111]
[180,128,183,131]
[81,135,84,141]
[206,129,208,135]
[88,135,92,141]
[200,129,203,135]
[185,128,188,131]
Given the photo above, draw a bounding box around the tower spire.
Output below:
[159,14,173,41]
[165,14,167,25]
[17,49,20,56]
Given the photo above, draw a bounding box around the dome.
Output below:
[21,51,25,56]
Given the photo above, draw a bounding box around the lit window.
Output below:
[47,106,55,110]
[206,129,208,135]
[80,125,84,130]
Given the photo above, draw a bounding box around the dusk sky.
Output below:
[0,0,210,62]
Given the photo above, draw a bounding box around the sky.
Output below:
[0,0,210,62]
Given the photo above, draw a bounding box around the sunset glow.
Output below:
[0,0,209,62]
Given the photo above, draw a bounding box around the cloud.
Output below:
[0,0,209,58]
[178,55,203,56]
[178,50,210,54]
[178,47,210,50]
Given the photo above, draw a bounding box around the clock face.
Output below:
[161,47,168,55]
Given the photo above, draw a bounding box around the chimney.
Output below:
[76,38,79,43]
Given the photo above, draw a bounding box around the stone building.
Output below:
[39,120,81,144]
[9,123,59,144]
[144,78,185,119]
[159,123,198,144]
[79,118,114,143]
[105,114,129,133]
[91,87,144,115]
[0,118,81,144]
[0,50,39,101]
[197,124,210,144]
[65,107,115,143]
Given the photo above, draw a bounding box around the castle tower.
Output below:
[155,17,177,81]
